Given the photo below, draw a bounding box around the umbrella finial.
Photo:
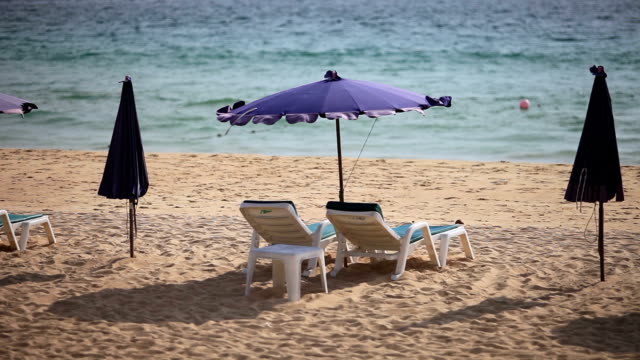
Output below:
[324,70,341,81]
[120,75,132,83]
[590,65,607,77]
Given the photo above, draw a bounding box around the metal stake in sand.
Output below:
[129,199,136,258]
[598,202,604,281]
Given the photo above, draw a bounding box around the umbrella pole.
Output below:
[129,198,135,258]
[598,201,604,281]
[336,119,344,202]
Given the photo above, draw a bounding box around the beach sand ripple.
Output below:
[1,149,638,359]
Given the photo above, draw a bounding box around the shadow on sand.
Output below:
[398,285,595,331]
[0,272,66,286]
[398,296,547,330]
[46,255,444,325]
[552,313,640,354]
[47,264,327,324]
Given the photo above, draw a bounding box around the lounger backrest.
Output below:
[326,202,401,251]
[240,201,313,246]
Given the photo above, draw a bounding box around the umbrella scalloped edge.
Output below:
[216,96,451,126]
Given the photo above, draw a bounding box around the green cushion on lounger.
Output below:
[326,201,384,218]
[393,224,462,243]
[307,222,336,239]
[243,200,297,215]
[0,214,44,227]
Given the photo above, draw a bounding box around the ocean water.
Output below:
[1,0,638,164]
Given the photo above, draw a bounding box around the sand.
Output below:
[0,148,639,359]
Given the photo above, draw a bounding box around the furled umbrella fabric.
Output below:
[217,70,451,201]
[98,76,149,257]
[564,65,624,281]
[0,93,38,115]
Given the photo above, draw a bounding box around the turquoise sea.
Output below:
[1,0,638,164]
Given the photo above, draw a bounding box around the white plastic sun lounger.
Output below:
[0,210,56,251]
[240,200,336,276]
[326,201,474,280]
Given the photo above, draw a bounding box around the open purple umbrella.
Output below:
[98,76,149,258]
[565,65,624,282]
[217,70,451,201]
[0,93,38,115]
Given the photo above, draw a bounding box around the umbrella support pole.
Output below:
[129,199,135,258]
[336,119,344,202]
[336,119,348,268]
[598,201,604,281]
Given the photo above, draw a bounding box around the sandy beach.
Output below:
[1,148,639,359]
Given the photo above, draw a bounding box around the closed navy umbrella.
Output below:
[0,93,37,115]
[217,70,451,202]
[565,65,624,281]
[98,76,149,258]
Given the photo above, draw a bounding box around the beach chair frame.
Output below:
[0,210,56,250]
[240,201,336,276]
[326,203,474,280]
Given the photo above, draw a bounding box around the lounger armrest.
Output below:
[0,210,9,225]
[400,221,430,243]
[310,219,332,247]
[0,210,10,229]
[442,225,467,239]
[0,210,9,229]
[402,221,441,269]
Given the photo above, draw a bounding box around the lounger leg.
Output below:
[438,234,451,267]
[19,222,31,251]
[272,260,286,295]
[3,225,19,250]
[460,231,475,259]
[318,253,328,294]
[391,256,408,281]
[390,264,406,281]
[243,231,262,274]
[303,258,317,277]
[43,218,56,245]
[245,253,258,296]
[304,240,335,276]
[345,241,355,265]
[285,259,302,302]
[424,236,442,268]
[330,235,346,277]
[391,238,413,281]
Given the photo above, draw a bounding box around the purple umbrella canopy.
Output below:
[217,71,451,201]
[217,70,451,125]
[0,93,38,115]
